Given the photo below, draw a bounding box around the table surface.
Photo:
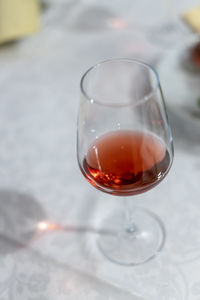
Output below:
[0,0,200,299]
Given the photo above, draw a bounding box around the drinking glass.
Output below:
[77,59,173,265]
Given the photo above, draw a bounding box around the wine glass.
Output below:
[77,59,173,265]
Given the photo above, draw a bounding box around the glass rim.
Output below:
[80,58,160,107]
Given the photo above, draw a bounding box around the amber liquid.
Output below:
[82,130,171,196]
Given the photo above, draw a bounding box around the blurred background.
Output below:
[0,0,200,299]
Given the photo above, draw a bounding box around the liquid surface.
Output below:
[82,130,171,196]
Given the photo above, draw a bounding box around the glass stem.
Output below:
[124,197,138,236]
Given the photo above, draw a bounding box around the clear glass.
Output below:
[77,59,173,265]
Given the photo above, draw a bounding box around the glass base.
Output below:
[98,207,165,266]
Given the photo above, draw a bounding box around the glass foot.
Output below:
[98,207,166,266]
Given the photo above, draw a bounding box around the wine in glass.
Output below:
[77,59,173,265]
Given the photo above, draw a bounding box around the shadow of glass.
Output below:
[44,223,116,236]
[35,217,116,239]
[0,189,46,255]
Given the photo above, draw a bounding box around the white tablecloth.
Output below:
[0,0,200,299]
